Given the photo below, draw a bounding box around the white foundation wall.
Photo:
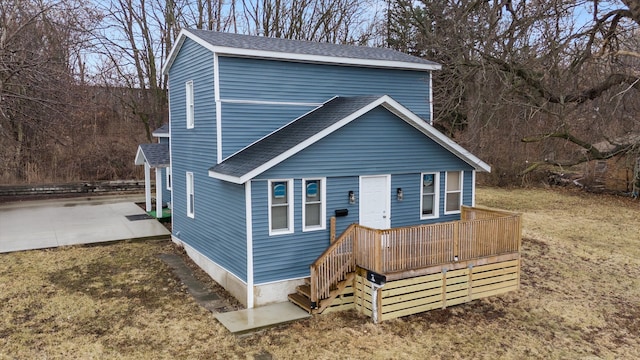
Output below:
[253,278,306,306]
[171,235,309,308]
[172,235,248,307]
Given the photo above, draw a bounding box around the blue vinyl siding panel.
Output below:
[169,39,247,281]
[221,102,316,158]
[257,107,473,179]
[159,168,171,206]
[463,171,474,205]
[217,56,432,121]
[251,176,359,283]
[386,171,473,228]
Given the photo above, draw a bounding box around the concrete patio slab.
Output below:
[0,195,170,253]
[215,302,311,334]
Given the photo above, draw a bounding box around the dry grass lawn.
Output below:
[1,187,639,359]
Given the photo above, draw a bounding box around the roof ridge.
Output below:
[183,29,440,68]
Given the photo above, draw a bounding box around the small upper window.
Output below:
[420,173,439,219]
[166,166,172,190]
[445,171,462,214]
[186,172,195,218]
[269,180,293,235]
[303,179,325,231]
[186,81,194,129]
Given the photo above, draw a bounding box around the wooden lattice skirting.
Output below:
[352,257,520,322]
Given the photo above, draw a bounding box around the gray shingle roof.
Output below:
[152,124,169,137]
[137,143,170,167]
[186,29,440,68]
[210,96,381,179]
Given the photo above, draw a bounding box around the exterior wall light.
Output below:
[348,190,356,204]
[397,188,403,201]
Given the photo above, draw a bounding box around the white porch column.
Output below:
[155,167,163,218]
[144,162,152,212]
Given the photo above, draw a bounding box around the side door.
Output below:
[359,175,391,229]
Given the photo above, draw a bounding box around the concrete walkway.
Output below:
[0,194,309,334]
[0,195,170,253]
[215,302,311,335]
[159,253,310,334]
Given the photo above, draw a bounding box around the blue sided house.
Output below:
[158,30,521,315]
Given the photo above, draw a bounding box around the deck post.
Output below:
[144,163,152,212]
[330,217,336,244]
[371,283,383,324]
[453,221,459,261]
[352,225,358,266]
[374,231,382,272]
[310,266,317,309]
[155,167,162,218]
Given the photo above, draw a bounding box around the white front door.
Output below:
[359,175,391,229]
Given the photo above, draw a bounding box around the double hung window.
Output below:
[269,180,293,234]
[303,179,325,231]
[420,173,439,219]
[445,171,462,213]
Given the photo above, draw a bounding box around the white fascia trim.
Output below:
[166,29,441,73]
[245,181,254,308]
[208,170,243,184]
[162,31,187,75]
[220,98,323,107]
[152,132,170,138]
[213,48,440,71]
[472,170,477,207]
[214,53,222,164]
[379,96,492,173]
[134,146,145,165]
[429,72,434,126]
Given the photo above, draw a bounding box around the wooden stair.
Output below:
[288,278,314,313]
[288,274,356,314]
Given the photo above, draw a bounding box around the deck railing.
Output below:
[309,206,522,306]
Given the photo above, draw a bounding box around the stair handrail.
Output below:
[310,223,358,307]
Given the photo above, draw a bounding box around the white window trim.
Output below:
[420,172,439,219]
[166,166,172,191]
[302,178,326,232]
[268,179,294,236]
[186,80,194,129]
[444,171,463,215]
[186,172,195,218]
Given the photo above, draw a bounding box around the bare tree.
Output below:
[93,0,176,141]
[240,0,380,43]
[0,0,99,182]
[388,0,640,185]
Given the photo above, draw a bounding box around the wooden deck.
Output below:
[289,206,522,319]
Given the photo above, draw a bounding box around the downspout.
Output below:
[245,181,254,308]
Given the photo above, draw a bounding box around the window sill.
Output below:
[302,226,325,232]
[269,229,294,236]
